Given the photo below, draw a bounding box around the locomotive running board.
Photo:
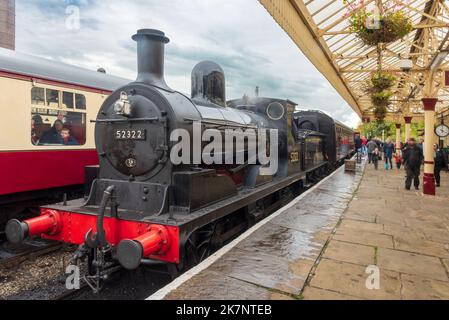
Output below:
[148,170,308,229]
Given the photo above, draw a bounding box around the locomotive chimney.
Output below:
[132,29,170,90]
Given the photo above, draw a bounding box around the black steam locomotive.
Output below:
[6,29,354,290]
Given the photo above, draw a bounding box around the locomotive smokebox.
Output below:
[132,29,170,89]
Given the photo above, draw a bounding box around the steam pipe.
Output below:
[96,185,115,247]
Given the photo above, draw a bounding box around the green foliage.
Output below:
[371,90,392,121]
[361,120,395,140]
[373,106,387,122]
[371,72,396,91]
[360,120,425,141]
[348,9,413,46]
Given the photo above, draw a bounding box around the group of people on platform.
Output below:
[355,135,449,190]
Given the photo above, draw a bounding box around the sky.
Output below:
[15,0,360,128]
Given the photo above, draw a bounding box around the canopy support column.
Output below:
[422,98,437,196]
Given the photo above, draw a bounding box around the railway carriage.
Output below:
[0,48,127,222]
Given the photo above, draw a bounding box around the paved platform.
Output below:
[150,163,364,300]
[150,160,449,300]
[302,163,449,300]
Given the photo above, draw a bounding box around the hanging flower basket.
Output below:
[349,10,413,46]
[373,105,387,122]
[371,72,396,91]
[371,91,392,107]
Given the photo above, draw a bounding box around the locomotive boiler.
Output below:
[6,29,354,291]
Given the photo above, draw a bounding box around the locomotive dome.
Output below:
[191,61,226,107]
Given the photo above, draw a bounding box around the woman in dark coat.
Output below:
[434,144,449,187]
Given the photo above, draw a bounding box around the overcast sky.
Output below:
[16,0,360,128]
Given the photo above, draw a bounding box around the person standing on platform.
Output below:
[372,147,380,170]
[383,139,394,170]
[403,138,424,191]
[366,139,378,164]
[362,136,367,155]
[434,144,449,187]
[394,150,403,170]
[355,134,363,160]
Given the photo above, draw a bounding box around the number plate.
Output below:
[115,129,146,140]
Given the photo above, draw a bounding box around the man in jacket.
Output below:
[383,140,394,170]
[434,144,449,187]
[366,139,378,164]
[403,138,424,190]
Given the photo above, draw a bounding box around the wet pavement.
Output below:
[302,161,449,300]
[155,162,364,300]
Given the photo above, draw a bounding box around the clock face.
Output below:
[435,124,449,137]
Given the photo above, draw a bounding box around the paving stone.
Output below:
[442,259,449,274]
[164,270,291,300]
[309,258,402,300]
[333,228,394,249]
[207,248,312,295]
[271,210,337,235]
[339,219,384,234]
[420,227,449,244]
[393,232,449,258]
[344,210,377,223]
[302,286,361,300]
[377,248,448,281]
[401,274,449,300]
[236,222,320,261]
[382,224,426,238]
[322,240,375,266]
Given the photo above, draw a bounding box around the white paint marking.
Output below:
[147,165,345,300]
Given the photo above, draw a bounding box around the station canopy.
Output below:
[259,0,449,121]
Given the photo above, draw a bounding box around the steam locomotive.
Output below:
[6,29,354,291]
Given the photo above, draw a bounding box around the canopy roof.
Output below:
[259,0,449,121]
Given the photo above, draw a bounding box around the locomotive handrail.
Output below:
[183,117,258,130]
[90,117,160,123]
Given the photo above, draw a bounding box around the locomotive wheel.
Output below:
[187,223,217,266]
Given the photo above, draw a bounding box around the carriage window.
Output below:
[31,108,86,146]
[31,87,45,105]
[46,89,59,107]
[63,92,74,109]
[75,94,86,110]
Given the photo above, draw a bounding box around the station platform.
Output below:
[149,160,449,300]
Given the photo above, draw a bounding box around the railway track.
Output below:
[0,238,63,269]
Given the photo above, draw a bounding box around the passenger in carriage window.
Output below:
[39,120,64,145]
[31,115,43,145]
[60,128,79,146]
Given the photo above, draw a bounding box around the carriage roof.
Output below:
[0,48,128,92]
